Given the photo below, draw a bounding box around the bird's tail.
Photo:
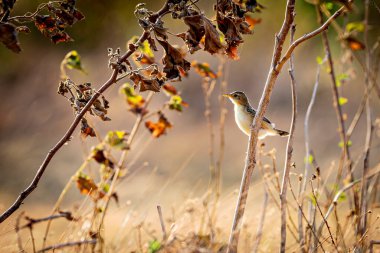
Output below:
[275,128,289,137]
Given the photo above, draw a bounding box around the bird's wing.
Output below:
[246,106,274,126]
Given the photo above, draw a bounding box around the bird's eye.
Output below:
[233,94,237,97]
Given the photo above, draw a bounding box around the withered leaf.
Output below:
[182,14,204,53]
[51,31,72,44]
[76,173,103,200]
[80,118,96,138]
[129,72,162,92]
[34,15,56,32]
[0,22,21,53]
[91,147,114,168]
[163,83,178,96]
[157,39,191,80]
[203,17,226,54]
[145,112,172,138]
[344,36,365,51]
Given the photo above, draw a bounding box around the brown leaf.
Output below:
[76,174,99,199]
[34,15,57,32]
[157,39,191,80]
[145,112,172,138]
[182,14,204,53]
[91,147,114,168]
[245,15,261,30]
[80,118,96,138]
[203,17,225,54]
[0,22,21,53]
[163,84,178,96]
[129,72,162,92]
[51,31,72,44]
[345,36,365,51]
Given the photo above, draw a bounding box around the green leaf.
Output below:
[338,140,352,148]
[325,2,334,10]
[64,50,86,73]
[346,22,365,33]
[336,73,349,87]
[168,95,188,112]
[128,36,154,58]
[148,240,161,253]
[316,56,323,65]
[105,130,129,150]
[338,97,348,105]
[304,154,314,164]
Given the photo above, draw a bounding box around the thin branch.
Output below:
[310,181,338,251]
[280,23,297,253]
[0,1,171,223]
[316,6,359,215]
[37,239,97,253]
[20,211,77,230]
[157,205,167,241]
[251,185,269,253]
[227,2,344,252]
[317,180,360,235]
[358,0,373,238]
[15,212,25,253]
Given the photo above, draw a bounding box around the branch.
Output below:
[226,3,344,252]
[0,1,171,224]
[280,23,297,253]
[37,239,97,253]
[226,1,296,252]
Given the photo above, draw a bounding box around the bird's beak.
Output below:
[223,94,231,98]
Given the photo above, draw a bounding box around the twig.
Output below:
[251,185,269,253]
[227,2,344,252]
[288,179,326,252]
[317,180,360,235]
[42,158,90,248]
[316,6,359,215]
[370,240,380,253]
[0,1,171,223]
[310,181,338,251]
[358,0,373,240]
[157,205,167,241]
[21,211,77,230]
[15,211,25,253]
[37,239,97,253]
[28,226,36,253]
[280,23,297,253]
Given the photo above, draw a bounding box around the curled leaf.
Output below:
[81,118,96,138]
[91,146,114,168]
[145,112,172,138]
[163,83,178,96]
[0,22,21,53]
[157,39,191,80]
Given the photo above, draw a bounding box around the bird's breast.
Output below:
[234,106,253,136]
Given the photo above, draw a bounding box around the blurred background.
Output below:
[0,0,379,251]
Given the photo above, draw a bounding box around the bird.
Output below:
[224,91,289,140]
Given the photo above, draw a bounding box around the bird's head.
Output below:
[223,91,249,106]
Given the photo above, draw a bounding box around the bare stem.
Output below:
[280,23,297,253]
[37,239,97,253]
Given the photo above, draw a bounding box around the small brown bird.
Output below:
[224,91,289,139]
